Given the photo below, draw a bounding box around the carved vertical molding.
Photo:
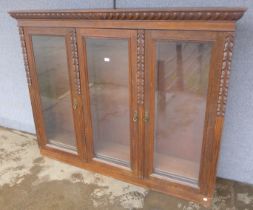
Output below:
[70,30,81,95]
[19,27,32,86]
[137,30,145,104]
[217,33,234,116]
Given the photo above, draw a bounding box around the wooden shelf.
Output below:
[154,153,199,185]
[42,93,77,149]
[94,140,130,167]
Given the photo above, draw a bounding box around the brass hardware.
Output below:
[133,111,138,122]
[73,98,78,110]
[144,111,149,122]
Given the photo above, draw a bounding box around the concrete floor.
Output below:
[0,127,253,210]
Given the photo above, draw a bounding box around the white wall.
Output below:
[0,0,253,184]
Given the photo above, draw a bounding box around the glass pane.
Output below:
[32,35,77,152]
[85,38,130,167]
[154,41,212,185]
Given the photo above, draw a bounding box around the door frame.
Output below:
[144,30,225,197]
[23,27,86,160]
[76,28,141,177]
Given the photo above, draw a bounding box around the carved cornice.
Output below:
[137,30,145,105]
[70,30,81,95]
[217,33,234,116]
[19,27,32,86]
[9,8,246,21]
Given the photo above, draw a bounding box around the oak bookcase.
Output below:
[10,7,246,206]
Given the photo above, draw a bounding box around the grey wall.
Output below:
[0,0,253,184]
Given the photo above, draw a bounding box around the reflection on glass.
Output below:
[32,35,77,152]
[154,41,212,185]
[85,38,130,167]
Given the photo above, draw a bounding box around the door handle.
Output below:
[73,98,78,110]
[133,111,138,122]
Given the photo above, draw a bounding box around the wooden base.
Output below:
[40,146,212,207]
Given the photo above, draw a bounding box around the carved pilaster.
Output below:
[137,30,145,105]
[70,30,81,95]
[19,27,31,86]
[217,33,234,116]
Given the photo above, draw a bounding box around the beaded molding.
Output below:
[137,30,145,105]
[217,33,234,116]
[19,27,32,86]
[70,30,81,95]
[10,9,245,21]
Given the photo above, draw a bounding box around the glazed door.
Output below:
[77,29,139,175]
[24,27,86,158]
[145,30,221,191]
